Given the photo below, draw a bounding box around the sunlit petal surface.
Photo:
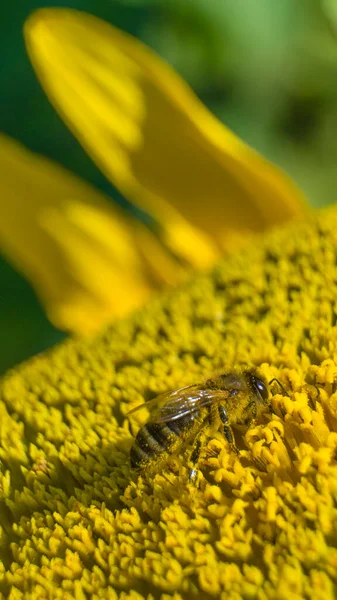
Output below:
[25,8,308,263]
[0,134,154,334]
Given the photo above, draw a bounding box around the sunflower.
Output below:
[1,9,332,600]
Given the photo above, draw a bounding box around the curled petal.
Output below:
[25,8,308,263]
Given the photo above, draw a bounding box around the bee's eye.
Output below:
[252,377,269,401]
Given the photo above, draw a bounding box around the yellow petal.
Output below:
[25,8,308,264]
[0,133,158,334]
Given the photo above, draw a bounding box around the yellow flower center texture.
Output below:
[1,207,337,599]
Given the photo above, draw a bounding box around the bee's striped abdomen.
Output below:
[130,415,193,470]
[130,422,172,469]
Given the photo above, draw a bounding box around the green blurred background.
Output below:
[1,0,337,373]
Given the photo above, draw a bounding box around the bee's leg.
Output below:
[218,405,239,454]
[188,435,203,484]
[244,399,257,426]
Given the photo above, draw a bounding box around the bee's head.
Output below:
[248,374,269,404]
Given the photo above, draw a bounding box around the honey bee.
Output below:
[128,367,271,481]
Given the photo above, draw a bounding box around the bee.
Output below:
[128,367,271,481]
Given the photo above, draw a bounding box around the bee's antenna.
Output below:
[268,378,290,397]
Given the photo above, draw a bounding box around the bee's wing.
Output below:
[155,388,231,423]
[127,385,230,423]
[127,384,196,418]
